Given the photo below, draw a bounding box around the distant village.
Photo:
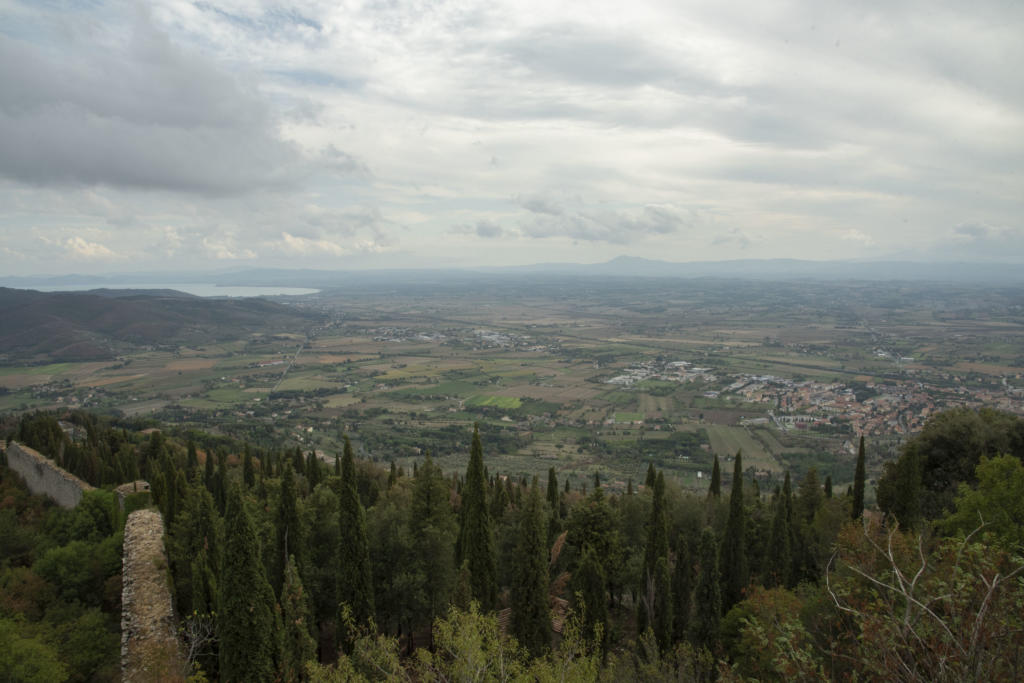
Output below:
[605,358,1024,437]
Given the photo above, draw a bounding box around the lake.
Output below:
[22,284,320,297]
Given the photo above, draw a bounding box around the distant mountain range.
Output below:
[0,288,322,363]
[2,257,1022,290]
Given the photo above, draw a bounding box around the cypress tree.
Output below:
[824,475,833,498]
[645,462,657,488]
[457,425,497,610]
[279,555,316,682]
[565,477,571,494]
[593,470,601,490]
[411,455,457,631]
[219,485,277,682]
[720,451,747,611]
[693,527,721,650]
[334,452,341,477]
[765,475,792,588]
[644,471,669,580]
[653,556,673,653]
[571,545,608,651]
[641,471,669,635]
[852,435,866,519]
[388,461,397,489]
[307,450,322,490]
[546,467,559,510]
[708,454,721,497]
[273,463,304,597]
[338,435,374,637]
[293,446,305,478]
[187,439,199,472]
[627,478,634,496]
[243,445,255,489]
[672,535,694,643]
[511,485,550,657]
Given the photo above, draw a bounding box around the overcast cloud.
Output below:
[0,0,1021,275]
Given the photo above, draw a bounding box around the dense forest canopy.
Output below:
[2,407,1024,681]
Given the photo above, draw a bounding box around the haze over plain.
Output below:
[1,0,1021,276]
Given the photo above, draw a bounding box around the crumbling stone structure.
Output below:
[4,441,95,507]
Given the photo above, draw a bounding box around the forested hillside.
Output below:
[0,287,322,362]
[3,408,1024,681]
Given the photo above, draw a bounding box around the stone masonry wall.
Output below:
[4,441,95,508]
[121,508,185,682]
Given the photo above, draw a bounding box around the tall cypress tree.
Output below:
[852,435,866,520]
[243,445,255,489]
[338,435,374,637]
[279,555,316,682]
[672,534,694,643]
[411,455,457,632]
[273,463,304,598]
[644,471,669,580]
[219,485,277,682]
[511,485,550,657]
[640,471,669,635]
[720,451,747,611]
[824,475,833,499]
[645,462,657,488]
[693,527,721,650]
[457,425,497,610]
[653,556,673,653]
[571,545,608,652]
[546,467,559,511]
[709,454,721,497]
[187,439,199,473]
[765,475,792,588]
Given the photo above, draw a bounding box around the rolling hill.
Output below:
[0,288,322,362]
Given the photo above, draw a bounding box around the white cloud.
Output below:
[0,0,1021,274]
[64,236,117,260]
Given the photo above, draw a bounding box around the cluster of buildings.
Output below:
[605,359,717,386]
[728,374,1022,436]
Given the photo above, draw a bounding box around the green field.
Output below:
[705,424,779,471]
[615,412,644,423]
[464,395,522,409]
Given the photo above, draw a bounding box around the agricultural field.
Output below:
[2,276,1022,492]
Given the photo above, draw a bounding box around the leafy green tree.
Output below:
[943,454,1024,549]
[0,618,68,683]
[852,436,866,520]
[693,527,721,650]
[511,485,550,657]
[720,451,747,611]
[877,408,1024,526]
[456,425,496,610]
[280,555,316,682]
[219,485,277,682]
[338,435,375,637]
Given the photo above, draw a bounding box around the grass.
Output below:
[615,412,644,423]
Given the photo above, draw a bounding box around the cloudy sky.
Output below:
[1,0,1022,275]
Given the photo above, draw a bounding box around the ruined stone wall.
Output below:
[121,509,185,682]
[4,441,95,508]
